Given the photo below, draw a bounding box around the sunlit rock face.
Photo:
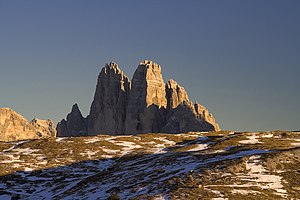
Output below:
[57,104,87,137]
[0,108,56,141]
[125,60,167,134]
[166,79,189,109]
[88,62,130,135]
[30,118,56,138]
[57,60,220,136]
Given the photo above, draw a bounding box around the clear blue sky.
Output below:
[1,0,299,131]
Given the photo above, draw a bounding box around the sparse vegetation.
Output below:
[0,131,300,199]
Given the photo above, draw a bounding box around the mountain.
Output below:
[57,60,220,136]
[0,130,299,199]
[0,108,56,141]
[56,104,87,137]
[88,62,130,135]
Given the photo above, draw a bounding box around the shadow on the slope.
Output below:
[0,135,283,199]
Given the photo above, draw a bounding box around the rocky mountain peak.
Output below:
[71,103,81,115]
[88,62,130,135]
[58,60,220,136]
[132,60,167,108]
[125,60,167,134]
[139,60,161,70]
[104,61,124,76]
[56,104,87,137]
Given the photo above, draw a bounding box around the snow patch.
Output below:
[84,138,102,143]
[239,134,261,144]
[186,144,208,151]
[261,134,273,138]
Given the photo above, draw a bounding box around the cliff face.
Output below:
[57,60,220,136]
[88,62,130,135]
[125,60,167,134]
[162,79,220,133]
[166,79,189,109]
[0,108,56,141]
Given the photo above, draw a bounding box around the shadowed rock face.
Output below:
[162,101,219,133]
[0,108,56,141]
[57,104,87,137]
[57,60,220,136]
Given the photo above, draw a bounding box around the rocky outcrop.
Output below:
[0,108,56,141]
[56,104,87,137]
[57,59,220,136]
[88,62,130,135]
[194,102,220,131]
[30,118,56,138]
[161,101,220,133]
[162,79,220,133]
[166,79,189,109]
[125,60,167,134]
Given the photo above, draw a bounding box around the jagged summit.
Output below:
[139,60,161,68]
[56,104,87,137]
[57,60,220,136]
[103,61,124,76]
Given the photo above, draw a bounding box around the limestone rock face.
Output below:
[57,104,87,137]
[166,79,189,109]
[30,118,56,138]
[194,102,220,131]
[162,101,220,133]
[0,108,56,141]
[88,62,130,135]
[125,60,167,134]
[58,59,220,136]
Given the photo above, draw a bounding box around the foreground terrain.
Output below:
[0,131,300,199]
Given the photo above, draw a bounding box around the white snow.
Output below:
[186,144,208,151]
[231,189,260,195]
[101,148,120,154]
[12,148,40,155]
[239,134,261,144]
[84,138,102,143]
[154,137,176,146]
[261,134,274,138]
[24,167,33,172]
[0,140,29,153]
[206,155,287,198]
[291,143,300,147]
[55,137,68,142]
[80,150,99,159]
